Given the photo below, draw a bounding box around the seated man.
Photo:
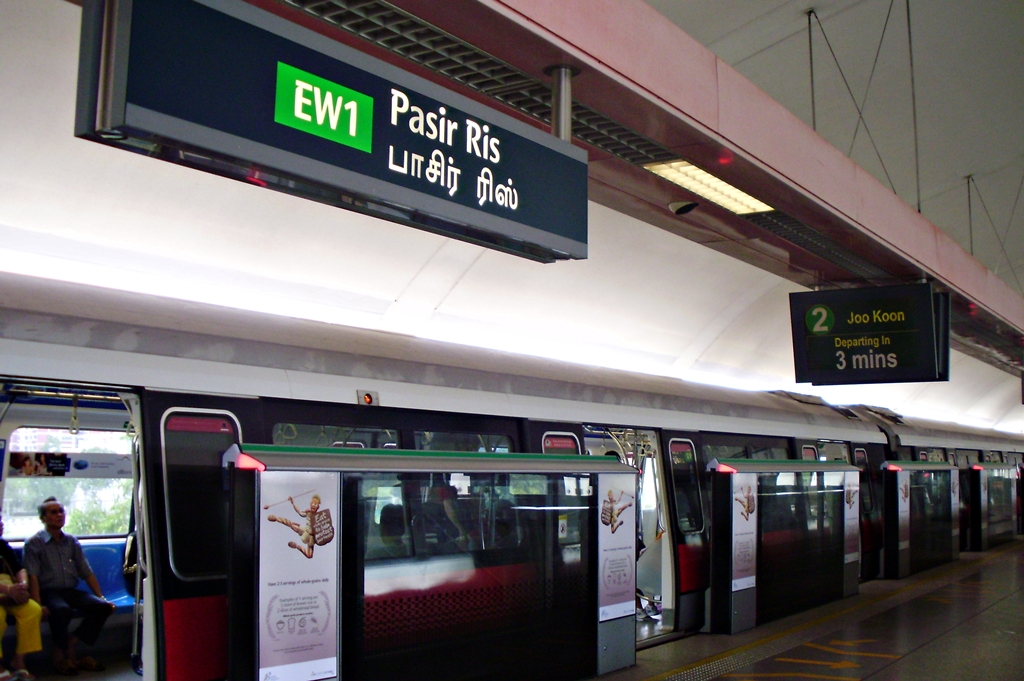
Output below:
[24,498,114,676]
[0,512,43,681]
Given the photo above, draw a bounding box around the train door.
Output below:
[660,432,708,634]
[140,390,263,681]
[0,383,140,677]
[583,426,675,645]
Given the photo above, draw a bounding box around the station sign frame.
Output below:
[789,283,950,386]
[75,0,589,262]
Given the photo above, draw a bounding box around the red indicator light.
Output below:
[717,149,734,166]
[971,464,984,471]
[362,393,374,405]
[718,464,737,474]
[237,453,267,471]
[887,464,902,472]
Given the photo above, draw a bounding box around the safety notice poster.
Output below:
[258,470,340,680]
[597,473,636,621]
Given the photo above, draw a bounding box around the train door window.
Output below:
[895,446,915,461]
[272,423,398,449]
[919,447,946,462]
[4,427,133,539]
[668,440,703,533]
[161,411,240,579]
[801,445,818,461]
[852,448,874,513]
[541,432,580,455]
[816,441,850,463]
[415,431,512,453]
[989,451,1004,463]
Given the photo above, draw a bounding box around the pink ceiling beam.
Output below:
[427,0,1024,333]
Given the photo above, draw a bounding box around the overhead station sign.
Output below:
[76,0,588,261]
[790,284,950,385]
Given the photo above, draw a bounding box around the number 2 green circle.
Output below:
[806,304,834,334]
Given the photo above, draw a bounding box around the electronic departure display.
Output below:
[75,0,588,262]
[789,284,950,385]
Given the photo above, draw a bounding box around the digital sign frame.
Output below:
[75,0,589,262]
[790,283,950,386]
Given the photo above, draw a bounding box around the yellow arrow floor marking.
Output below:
[827,640,875,646]
[775,657,860,669]
[720,673,860,680]
[803,643,900,659]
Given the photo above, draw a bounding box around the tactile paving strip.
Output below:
[664,546,1023,681]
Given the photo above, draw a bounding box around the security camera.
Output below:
[668,201,698,215]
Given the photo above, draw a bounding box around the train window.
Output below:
[161,411,240,580]
[361,471,563,560]
[895,446,915,461]
[816,441,850,463]
[989,451,1004,462]
[955,449,981,466]
[703,444,745,461]
[541,432,580,455]
[919,447,946,462]
[801,445,818,461]
[853,448,867,466]
[4,427,132,540]
[751,446,788,460]
[668,440,703,533]
[414,431,512,453]
[272,423,398,449]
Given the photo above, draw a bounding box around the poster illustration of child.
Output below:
[266,491,335,558]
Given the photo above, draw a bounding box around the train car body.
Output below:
[1,317,1022,679]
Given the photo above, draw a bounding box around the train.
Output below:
[1,319,1022,681]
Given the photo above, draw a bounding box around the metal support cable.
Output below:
[811,10,897,194]
[906,0,922,212]
[998,165,1024,245]
[970,176,1023,293]
[847,0,897,157]
[968,175,974,255]
[807,10,816,131]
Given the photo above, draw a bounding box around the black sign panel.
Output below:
[790,284,949,385]
[76,0,588,261]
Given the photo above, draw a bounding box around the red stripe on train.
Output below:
[164,595,228,681]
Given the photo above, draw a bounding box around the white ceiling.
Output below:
[647,0,1024,293]
[2,0,1024,432]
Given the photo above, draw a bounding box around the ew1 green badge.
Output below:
[274,62,373,152]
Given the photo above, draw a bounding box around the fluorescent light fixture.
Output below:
[644,160,773,215]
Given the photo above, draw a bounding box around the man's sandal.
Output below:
[53,659,78,676]
[74,658,105,673]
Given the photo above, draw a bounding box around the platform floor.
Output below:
[606,537,1024,681]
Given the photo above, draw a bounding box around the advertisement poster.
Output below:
[258,471,340,681]
[731,473,758,591]
[843,472,860,563]
[597,473,636,621]
[7,452,132,478]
